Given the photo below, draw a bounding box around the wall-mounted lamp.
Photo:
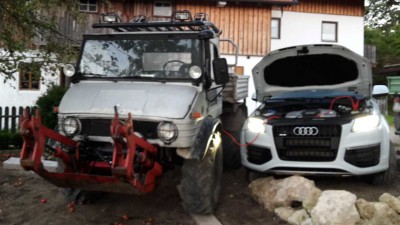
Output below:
[217,1,227,7]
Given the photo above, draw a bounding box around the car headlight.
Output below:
[352,114,380,132]
[247,117,266,133]
[157,122,178,143]
[62,117,81,136]
[189,66,202,79]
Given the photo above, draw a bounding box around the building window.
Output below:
[79,0,97,12]
[271,18,281,39]
[19,63,41,90]
[322,21,338,42]
[154,1,172,17]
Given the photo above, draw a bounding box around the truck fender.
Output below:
[181,117,222,160]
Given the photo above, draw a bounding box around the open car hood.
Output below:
[252,45,373,102]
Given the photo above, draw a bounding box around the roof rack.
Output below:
[92,20,221,34]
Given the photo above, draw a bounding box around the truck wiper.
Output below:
[78,72,118,82]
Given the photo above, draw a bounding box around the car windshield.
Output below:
[78,38,202,80]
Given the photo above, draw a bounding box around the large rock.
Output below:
[249,177,279,211]
[379,193,400,214]
[275,207,310,225]
[288,209,310,225]
[356,198,400,225]
[310,190,360,225]
[249,176,321,211]
[356,198,375,220]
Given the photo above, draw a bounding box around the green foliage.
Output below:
[365,26,400,68]
[0,1,83,80]
[366,0,400,31]
[365,1,400,68]
[0,131,22,150]
[36,85,67,128]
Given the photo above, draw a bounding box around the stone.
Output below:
[356,198,375,220]
[310,190,360,225]
[249,176,279,211]
[288,209,310,225]
[249,175,321,212]
[275,207,295,222]
[357,199,400,225]
[275,207,311,225]
[301,218,314,225]
[379,193,400,214]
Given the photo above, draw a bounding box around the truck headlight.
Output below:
[189,66,202,79]
[157,122,178,143]
[247,117,266,133]
[63,64,75,77]
[352,114,380,132]
[62,117,81,136]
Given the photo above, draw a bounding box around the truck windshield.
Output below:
[78,38,202,80]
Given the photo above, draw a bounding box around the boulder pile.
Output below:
[249,176,400,225]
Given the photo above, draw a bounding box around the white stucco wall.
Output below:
[224,55,263,114]
[223,11,365,114]
[271,10,364,55]
[0,51,60,108]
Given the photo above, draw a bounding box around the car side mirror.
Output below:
[372,85,389,97]
[213,58,229,85]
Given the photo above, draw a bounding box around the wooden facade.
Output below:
[176,1,272,56]
[55,0,364,56]
[273,0,364,17]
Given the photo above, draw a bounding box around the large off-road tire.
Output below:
[181,130,223,215]
[369,142,397,185]
[221,104,247,170]
[222,130,242,170]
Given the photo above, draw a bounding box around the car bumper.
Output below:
[240,122,390,176]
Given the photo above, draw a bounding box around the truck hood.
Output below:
[252,45,373,102]
[59,82,197,119]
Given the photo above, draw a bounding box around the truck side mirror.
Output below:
[213,58,229,85]
[252,92,257,101]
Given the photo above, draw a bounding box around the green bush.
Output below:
[0,131,10,150]
[0,131,23,149]
[36,85,67,129]
[9,132,23,148]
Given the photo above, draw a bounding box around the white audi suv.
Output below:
[241,44,397,185]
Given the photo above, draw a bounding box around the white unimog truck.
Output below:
[19,11,248,214]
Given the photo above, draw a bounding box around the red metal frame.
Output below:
[19,109,162,194]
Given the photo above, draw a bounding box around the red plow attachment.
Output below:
[19,109,162,194]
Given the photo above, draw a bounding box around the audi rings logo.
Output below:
[293,126,319,136]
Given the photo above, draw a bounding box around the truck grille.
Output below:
[80,119,159,139]
[273,124,341,161]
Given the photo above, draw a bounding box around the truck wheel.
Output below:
[221,104,247,170]
[222,130,242,170]
[181,130,223,214]
[369,142,397,185]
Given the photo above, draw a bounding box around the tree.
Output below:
[0,0,84,81]
[365,26,400,67]
[365,0,400,31]
[365,1,400,67]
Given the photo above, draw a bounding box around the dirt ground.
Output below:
[1,157,400,225]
